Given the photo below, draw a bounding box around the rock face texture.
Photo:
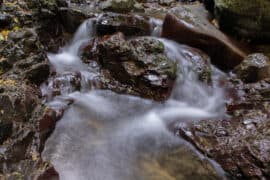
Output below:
[0,79,59,179]
[0,0,69,178]
[214,0,270,42]
[162,4,246,70]
[96,32,177,100]
[234,53,270,83]
[1,0,270,179]
[96,13,151,36]
[100,0,135,13]
[178,78,270,179]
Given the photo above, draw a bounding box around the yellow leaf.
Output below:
[13,17,19,23]
[13,26,20,31]
[0,30,10,40]
[0,34,4,41]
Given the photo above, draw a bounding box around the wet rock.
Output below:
[96,13,151,36]
[96,32,177,100]
[162,4,246,70]
[178,108,270,179]
[234,53,270,83]
[139,145,223,180]
[0,77,57,177]
[1,28,49,83]
[24,63,50,85]
[8,29,34,42]
[26,0,68,13]
[2,28,42,66]
[43,72,82,99]
[178,45,212,83]
[0,0,70,178]
[0,79,40,123]
[100,0,135,13]
[214,0,270,42]
[177,76,270,179]
[0,57,12,75]
[59,7,91,33]
[30,105,60,153]
[27,0,69,50]
[34,164,59,180]
[159,0,175,6]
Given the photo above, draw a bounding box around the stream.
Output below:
[41,18,228,180]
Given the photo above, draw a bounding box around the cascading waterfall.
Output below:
[42,18,228,180]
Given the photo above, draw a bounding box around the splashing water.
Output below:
[42,19,228,180]
[47,19,94,73]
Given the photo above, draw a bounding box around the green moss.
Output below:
[215,0,270,13]
[215,0,270,40]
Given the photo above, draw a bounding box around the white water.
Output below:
[42,20,227,180]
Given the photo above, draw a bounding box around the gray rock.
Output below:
[234,53,270,83]
[96,13,151,36]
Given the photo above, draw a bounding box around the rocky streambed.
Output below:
[0,0,270,180]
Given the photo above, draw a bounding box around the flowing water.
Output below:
[42,18,228,180]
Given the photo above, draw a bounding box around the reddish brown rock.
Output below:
[162,4,246,70]
[35,164,59,180]
[95,32,177,101]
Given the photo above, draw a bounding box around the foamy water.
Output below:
[42,19,227,180]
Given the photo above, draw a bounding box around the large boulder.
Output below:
[234,53,270,83]
[96,32,177,100]
[162,4,246,70]
[214,0,270,42]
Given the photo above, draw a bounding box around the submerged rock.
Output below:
[139,145,223,180]
[234,53,270,83]
[162,4,246,70]
[96,32,177,100]
[96,13,151,36]
[177,45,212,83]
[214,0,270,42]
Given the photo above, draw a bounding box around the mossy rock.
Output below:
[96,33,177,100]
[214,0,270,42]
[100,0,135,13]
